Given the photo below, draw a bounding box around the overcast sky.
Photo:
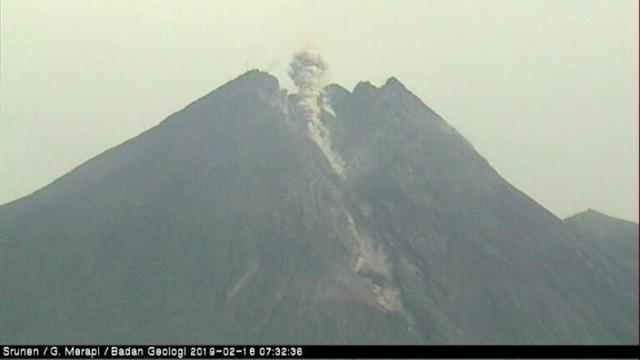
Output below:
[1,0,638,221]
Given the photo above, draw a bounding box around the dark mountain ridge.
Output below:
[1,70,637,344]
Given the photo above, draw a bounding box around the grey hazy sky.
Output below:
[1,0,638,221]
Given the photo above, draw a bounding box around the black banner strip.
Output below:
[1,345,638,359]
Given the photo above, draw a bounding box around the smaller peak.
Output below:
[584,208,609,217]
[566,209,638,226]
[233,69,279,86]
[567,208,610,221]
[325,83,350,95]
[215,69,280,97]
[192,69,281,109]
[325,83,351,104]
[353,81,379,94]
[324,84,351,100]
[381,77,410,96]
[383,76,405,88]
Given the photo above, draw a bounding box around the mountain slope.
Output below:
[563,209,639,334]
[325,78,638,343]
[0,71,417,344]
[1,70,637,344]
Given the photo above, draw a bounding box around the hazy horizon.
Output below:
[1,0,638,221]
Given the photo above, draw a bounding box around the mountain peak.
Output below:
[218,69,280,96]
[1,69,637,345]
[382,76,405,90]
[566,208,638,225]
[236,69,278,83]
[325,83,350,95]
[352,77,407,94]
[353,81,379,94]
[570,208,612,220]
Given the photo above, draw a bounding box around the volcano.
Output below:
[1,70,637,344]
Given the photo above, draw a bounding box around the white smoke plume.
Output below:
[288,48,345,176]
[288,49,328,121]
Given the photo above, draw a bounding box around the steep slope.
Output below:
[324,79,638,344]
[0,71,417,344]
[1,70,637,344]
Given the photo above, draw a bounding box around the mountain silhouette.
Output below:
[1,70,637,344]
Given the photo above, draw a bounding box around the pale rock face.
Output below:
[306,114,345,177]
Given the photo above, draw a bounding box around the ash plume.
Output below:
[287,48,345,176]
[288,50,329,121]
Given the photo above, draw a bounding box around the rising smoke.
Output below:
[288,49,345,176]
[288,50,328,121]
